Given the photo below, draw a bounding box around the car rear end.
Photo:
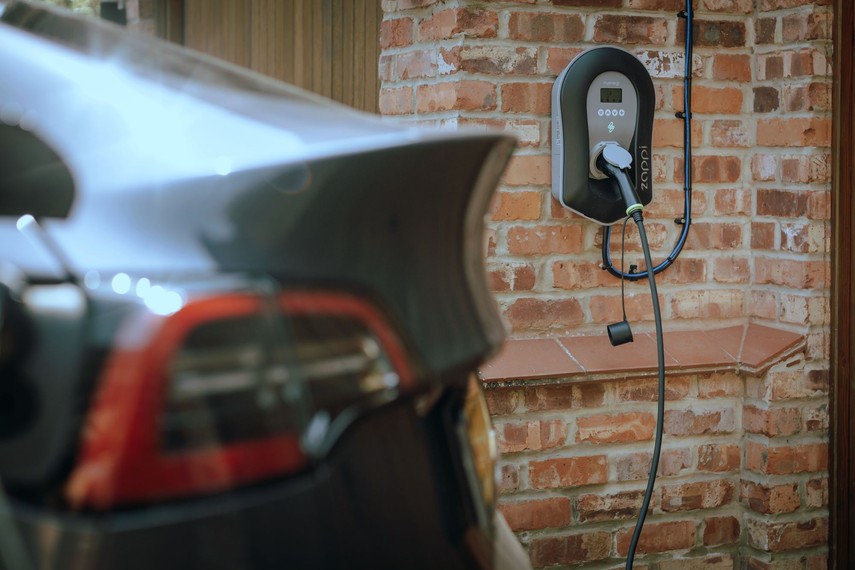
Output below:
[0,2,528,569]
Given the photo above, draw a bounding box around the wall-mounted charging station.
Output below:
[551,44,677,570]
[552,46,655,226]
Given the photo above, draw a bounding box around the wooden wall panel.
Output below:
[181,0,381,113]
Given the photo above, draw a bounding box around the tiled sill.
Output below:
[479,323,805,384]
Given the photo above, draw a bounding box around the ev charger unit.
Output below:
[552,46,655,225]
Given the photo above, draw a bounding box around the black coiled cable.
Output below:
[602,2,694,281]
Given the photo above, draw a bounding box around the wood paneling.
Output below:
[832,0,854,568]
[178,0,382,113]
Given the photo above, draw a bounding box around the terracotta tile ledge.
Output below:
[478,323,805,385]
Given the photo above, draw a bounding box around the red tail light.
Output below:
[66,290,414,510]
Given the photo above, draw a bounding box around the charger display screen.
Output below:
[600,88,622,103]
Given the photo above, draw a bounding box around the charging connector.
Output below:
[595,143,643,217]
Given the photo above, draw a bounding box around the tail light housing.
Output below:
[66,290,414,510]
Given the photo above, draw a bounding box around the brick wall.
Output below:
[381,0,831,567]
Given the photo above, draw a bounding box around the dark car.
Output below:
[0,2,530,568]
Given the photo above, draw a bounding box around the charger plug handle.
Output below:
[596,144,643,217]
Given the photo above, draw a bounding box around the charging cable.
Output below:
[623,210,665,570]
[596,145,666,570]
[601,1,694,281]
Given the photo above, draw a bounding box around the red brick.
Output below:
[806,477,828,508]
[664,408,736,436]
[556,0,621,6]
[577,489,647,523]
[710,120,749,147]
[529,531,611,567]
[490,191,541,221]
[701,0,753,13]
[740,479,800,514]
[808,81,832,111]
[760,0,832,9]
[503,154,551,186]
[754,257,826,289]
[614,376,690,402]
[805,403,829,432]
[675,156,742,184]
[506,297,585,333]
[546,47,585,75]
[501,82,551,114]
[660,555,735,570]
[757,118,832,147]
[594,14,669,45]
[781,222,829,253]
[396,49,438,80]
[529,455,608,489]
[396,0,440,8]
[484,388,522,416]
[751,154,778,182]
[661,479,735,512]
[746,440,828,475]
[497,419,567,453]
[713,255,750,283]
[508,12,585,42]
[781,154,831,184]
[498,497,571,531]
[754,86,780,112]
[627,0,684,10]
[417,7,497,41]
[759,54,784,80]
[703,516,741,546]
[698,443,741,473]
[449,45,537,75]
[698,373,743,398]
[415,81,496,113]
[379,86,412,115]
[714,188,751,216]
[658,257,708,285]
[653,118,702,148]
[380,17,413,48]
[809,190,831,220]
[553,260,613,290]
[488,263,536,293]
[755,17,776,45]
[498,464,519,494]
[686,222,743,249]
[749,290,778,320]
[576,412,656,444]
[747,517,828,552]
[786,48,823,78]
[616,448,691,481]
[508,225,583,255]
[378,54,395,82]
[589,293,653,324]
[670,289,745,319]
[751,221,777,249]
[743,405,802,437]
[524,383,606,411]
[683,19,746,47]
[674,85,743,114]
[765,369,829,401]
[616,520,696,555]
[713,53,751,81]
[757,189,810,218]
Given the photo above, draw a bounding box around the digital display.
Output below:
[600,88,623,103]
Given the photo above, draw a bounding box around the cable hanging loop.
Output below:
[601,0,693,281]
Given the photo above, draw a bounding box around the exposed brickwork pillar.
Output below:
[381,0,833,567]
